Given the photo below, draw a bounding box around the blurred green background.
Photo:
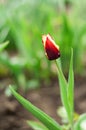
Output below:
[0,0,86,91]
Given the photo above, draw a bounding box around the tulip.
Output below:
[42,34,60,60]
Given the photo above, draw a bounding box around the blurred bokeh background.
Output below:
[0,0,86,90]
[0,0,86,130]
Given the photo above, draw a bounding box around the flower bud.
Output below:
[42,34,60,60]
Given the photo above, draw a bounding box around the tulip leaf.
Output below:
[0,41,9,52]
[56,60,71,122]
[27,121,49,130]
[10,86,62,130]
[74,114,86,130]
[67,49,74,119]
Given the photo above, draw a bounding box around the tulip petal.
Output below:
[42,34,60,60]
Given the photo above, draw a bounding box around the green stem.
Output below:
[55,60,67,85]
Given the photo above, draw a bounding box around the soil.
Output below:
[0,76,86,130]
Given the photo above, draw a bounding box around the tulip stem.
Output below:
[55,60,67,85]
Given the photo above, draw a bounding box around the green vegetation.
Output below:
[0,0,86,90]
[10,50,86,130]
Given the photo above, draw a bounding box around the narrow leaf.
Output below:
[10,86,62,130]
[68,49,74,117]
[0,41,9,52]
[55,60,71,122]
[27,121,49,130]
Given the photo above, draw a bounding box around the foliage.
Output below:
[0,41,9,52]
[0,0,57,89]
[10,85,62,130]
[0,0,86,90]
[10,49,86,130]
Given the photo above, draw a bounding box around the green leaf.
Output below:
[74,114,86,130]
[0,41,9,52]
[55,60,71,122]
[10,86,62,130]
[67,49,74,118]
[27,121,49,130]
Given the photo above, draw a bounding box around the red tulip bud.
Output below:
[42,34,60,60]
